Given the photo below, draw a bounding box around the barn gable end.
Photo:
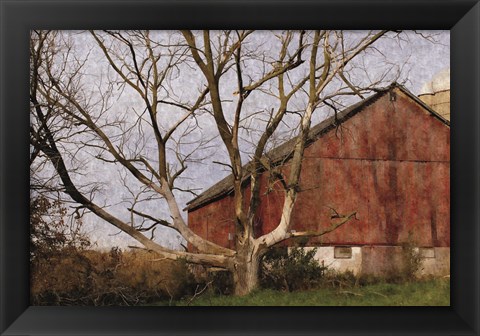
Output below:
[186,83,450,277]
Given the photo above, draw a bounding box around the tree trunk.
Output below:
[232,250,261,296]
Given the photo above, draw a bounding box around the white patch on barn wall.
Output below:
[292,246,363,275]
[288,246,450,277]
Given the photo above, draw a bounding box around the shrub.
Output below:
[183,265,234,297]
[169,258,201,299]
[400,232,423,281]
[260,246,327,291]
[31,248,199,306]
[30,195,200,306]
[30,195,90,263]
[208,270,234,295]
[401,245,423,282]
[323,269,358,289]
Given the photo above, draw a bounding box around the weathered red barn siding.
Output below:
[188,88,450,250]
[188,194,236,251]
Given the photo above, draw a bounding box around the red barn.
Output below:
[185,84,450,277]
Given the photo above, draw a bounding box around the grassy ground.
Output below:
[154,278,450,306]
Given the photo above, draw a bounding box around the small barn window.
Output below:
[419,247,435,258]
[334,246,352,259]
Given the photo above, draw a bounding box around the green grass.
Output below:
[153,278,450,306]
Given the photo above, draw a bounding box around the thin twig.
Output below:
[186,280,213,306]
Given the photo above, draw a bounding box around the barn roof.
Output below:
[185,83,449,212]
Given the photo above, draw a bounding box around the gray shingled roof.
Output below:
[185,83,449,211]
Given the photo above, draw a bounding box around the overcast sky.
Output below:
[38,30,450,250]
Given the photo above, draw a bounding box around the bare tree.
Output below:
[31,30,414,295]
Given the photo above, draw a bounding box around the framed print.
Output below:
[1,1,479,335]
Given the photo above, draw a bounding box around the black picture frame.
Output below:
[1,1,479,335]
